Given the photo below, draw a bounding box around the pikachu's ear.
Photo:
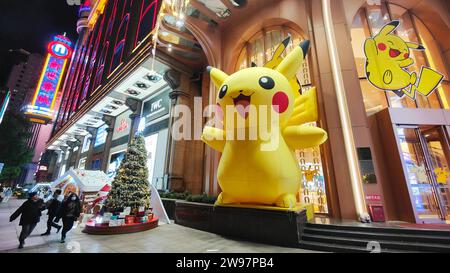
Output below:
[265,35,291,69]
[379,20,400,36]
[406,42,425,50]
[276,40,310,80]
[207,66,229,88]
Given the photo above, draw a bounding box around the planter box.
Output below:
[173,200,307,248]
[212,206,307,248]
[174,201,214,232]
[161,198,177,220]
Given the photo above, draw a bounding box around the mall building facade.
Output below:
[43,0,450,224]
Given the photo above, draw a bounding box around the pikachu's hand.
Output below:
[383,70,393,85]
[201,126,226,152]
[287,87,319,126]
[397,58,414,68]
[283,126,328,150]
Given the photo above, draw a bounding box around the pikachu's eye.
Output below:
[259,76,275,90]
[219,85,228,99]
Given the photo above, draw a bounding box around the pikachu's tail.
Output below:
[403,67,444,99]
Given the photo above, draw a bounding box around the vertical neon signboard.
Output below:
[25,35,72,124]
[0,90,11,125]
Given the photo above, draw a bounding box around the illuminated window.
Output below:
[92,0,117,92]
[351,2,450,113]
[135,0,159,48]
[110,14,129,73]
[82,13,106,102]
[236,26,311,88]
[110,0,133,74]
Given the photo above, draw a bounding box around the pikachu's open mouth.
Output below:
[233,93,252,119]
[389,48,401,58]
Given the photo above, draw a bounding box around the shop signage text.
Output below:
[143,92,170,125]
[366,194,382,202]
[25,35,72,124]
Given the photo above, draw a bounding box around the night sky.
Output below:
[0,0,80,87]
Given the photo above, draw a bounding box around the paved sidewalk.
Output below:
[1,198,317,253]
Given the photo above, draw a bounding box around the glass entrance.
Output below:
[397,126,450,223]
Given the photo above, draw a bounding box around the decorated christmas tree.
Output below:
[105,134,151,213]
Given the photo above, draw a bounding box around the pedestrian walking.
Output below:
[9,192,45,249]
[41,189,63,236]
[56,192,81,243]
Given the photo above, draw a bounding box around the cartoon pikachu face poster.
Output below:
[364,20,444,100]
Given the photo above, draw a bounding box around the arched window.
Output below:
[236,26,312,90]
[351,2,450,114]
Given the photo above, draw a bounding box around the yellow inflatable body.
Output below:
[202,38,328,209]
[364,20,444,99]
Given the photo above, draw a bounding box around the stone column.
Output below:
[51,150,63,180]
[125,97,143,144]
[101,115,116,172]
[85,127,97,170]
[58,145,69,176]
[164,69,189,192]
[74,135,85,168]
[66,140,79,169]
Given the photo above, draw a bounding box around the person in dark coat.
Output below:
[41,189,62,236]
[9,192,45,249]
[55,192,81,243]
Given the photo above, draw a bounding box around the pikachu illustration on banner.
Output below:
[364,20,444,99]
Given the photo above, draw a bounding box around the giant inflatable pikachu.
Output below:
[202,39,328,209]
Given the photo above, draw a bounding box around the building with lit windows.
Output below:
[44,0,450,225]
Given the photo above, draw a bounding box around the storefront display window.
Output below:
[296,144,328,214]
[91,159,102,170]
[82,136,91,153]
[94,124,108,147]
[351,2,450,113]
[79,158,86,170]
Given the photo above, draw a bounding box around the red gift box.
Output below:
[125,216,136,225]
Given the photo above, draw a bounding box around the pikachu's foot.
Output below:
[275,194,297,209]
[215,193,239,206]
[392,90,405,98]
[410,72,418,85]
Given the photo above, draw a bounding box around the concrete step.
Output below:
[299,223,450,253]
[301,233,450,252]
[304,227,450,245]
[298,240,419,253]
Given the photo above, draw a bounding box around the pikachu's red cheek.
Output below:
[378,43,387,51]
[272,92,289,113]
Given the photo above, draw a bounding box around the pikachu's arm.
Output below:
[397,58,414,68]
[283,126,328,150]
[201,126,226,153]
[287,87,319,127]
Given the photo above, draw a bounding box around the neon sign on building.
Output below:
[25,35,72,124]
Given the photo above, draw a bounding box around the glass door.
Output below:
[420,126,450,221]
[397,126,450,223]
